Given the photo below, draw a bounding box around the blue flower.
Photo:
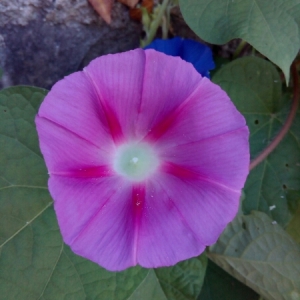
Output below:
[145,37,215,78]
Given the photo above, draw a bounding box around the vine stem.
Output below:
[249,62,299,170]
[233,40,247,59]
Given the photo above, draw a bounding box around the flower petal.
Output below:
[137,173,240,267]
[83,49,146,141]
[35,49,250,271]
[145,77,247,147]
[145,37,215,78]
[80,50,217,142]
[161,174,240,244]
[159,127,250,190]
[37,71,113,147]
[35,116,114,173]
[50,176,136,271]
[135,50,203,139]
[136,178,205,267]
[181,39,215,77]
[144,37,182,56]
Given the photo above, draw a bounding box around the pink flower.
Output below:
[35,49,249,271]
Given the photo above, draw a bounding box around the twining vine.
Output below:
[250,61,299,170]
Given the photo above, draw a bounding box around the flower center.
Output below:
[113,143,159,181]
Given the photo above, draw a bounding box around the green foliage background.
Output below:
[1,0,300,298]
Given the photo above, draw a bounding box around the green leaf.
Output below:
[208,211,300,300]
[0,86,51,248]
[212,56,300,227]
[198,260,259,300]
[0,202,148,299]
[0,86,207,299]
[128,256,207,300]
[179,0,300,82]
[154,255,207,300]
[287,205,300,245]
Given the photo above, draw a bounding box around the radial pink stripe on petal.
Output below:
[132,184,145,262]
[146,77,247,148]
[159,127,250,190]
[35,116,114,173]
[93,99,124,145]
[135,50,203,140]
[136,178,205,268]
[84,49,146,141]
[162,162,200,180]
[52,165,113,178]
[136,173,240,268]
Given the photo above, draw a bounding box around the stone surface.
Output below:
[0,0,141,89]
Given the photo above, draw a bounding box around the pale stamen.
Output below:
[131,157,139,164]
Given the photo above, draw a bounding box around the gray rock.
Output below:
[0,0,141,90]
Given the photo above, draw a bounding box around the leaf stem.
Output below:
[249,62,299,170]
[233,40,247,59]
[140,0,170,47]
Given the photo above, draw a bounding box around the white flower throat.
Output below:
[113,143,159,181]
[131,157,139,164]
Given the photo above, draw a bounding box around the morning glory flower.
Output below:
[145,37,215,77]
[35,49,249,271]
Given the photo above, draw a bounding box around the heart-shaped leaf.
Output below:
[287,206,300,245]
[180,0,300,82]
[198,260,259,300]
[208,211,300,300]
